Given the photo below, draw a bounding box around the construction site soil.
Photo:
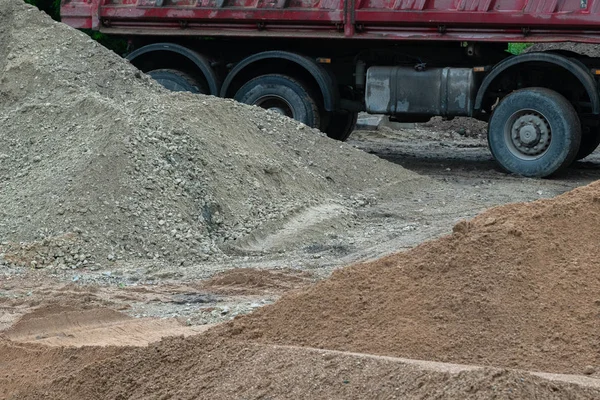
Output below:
[0,0,423,270]
[224,182,600,375]
[2,0,600,398]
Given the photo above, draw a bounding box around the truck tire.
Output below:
[575,128,600,160]
[487,88,581,177]
[147,69,206,93]
[234,74,320,128]
[325,111,358,141]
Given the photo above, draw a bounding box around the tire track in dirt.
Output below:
[4,305,207,347]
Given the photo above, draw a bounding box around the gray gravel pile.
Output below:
[526,42,600,57]
[0,0,425,270]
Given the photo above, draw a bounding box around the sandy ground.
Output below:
[3,124,600,398]
[4,124,600,328]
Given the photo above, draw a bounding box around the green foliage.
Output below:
[24,0,61,21]
[508,43,533,55]
[84,30,129,56]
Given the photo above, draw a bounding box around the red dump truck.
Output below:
[60,0,600,177]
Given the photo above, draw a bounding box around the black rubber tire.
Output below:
[147,69,206,93]
[575,128,600,160]
[324,111,358,141]
[234,74,320,128]
[487,88,581,178]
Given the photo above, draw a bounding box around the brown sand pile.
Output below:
[0,0,423,269]
[200,267,314,295]
[3,304,202,347]
[7,333,600,400]
[0,339,125,399]
[222,181,600,375]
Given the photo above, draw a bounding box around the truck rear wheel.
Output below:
[488,88,581,177]
[575,128,600,160]
[147,69,206,93]
[234,74,320,128]
[324,111,358,141]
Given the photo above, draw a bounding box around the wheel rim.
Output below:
[254,95,294,118]
[504,110,552,160]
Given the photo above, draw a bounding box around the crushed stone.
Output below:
[0,0,426,270]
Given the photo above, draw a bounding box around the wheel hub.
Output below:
[509,113,551,157]
[254,95,294,119]
[518,125,538,145]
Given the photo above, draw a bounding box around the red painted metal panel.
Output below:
[61,0,101,29]
[60,0,600,43]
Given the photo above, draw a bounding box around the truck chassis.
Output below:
[61,0,600,177]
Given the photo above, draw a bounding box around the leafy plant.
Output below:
[84,30,129,56]
[508,43,533,55]
[24,0,61,21]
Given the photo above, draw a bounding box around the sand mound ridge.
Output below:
[200,267,314,295]
[7,333,600,399]
[222,180,600,375]
[4,304,203,347]
[0,0,423,270]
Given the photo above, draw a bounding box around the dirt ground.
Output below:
[3,124,600,399]
[4,124,600,328]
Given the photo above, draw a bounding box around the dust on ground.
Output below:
[418,116,488,138]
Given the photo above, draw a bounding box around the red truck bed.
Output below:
[61,0,600,43]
